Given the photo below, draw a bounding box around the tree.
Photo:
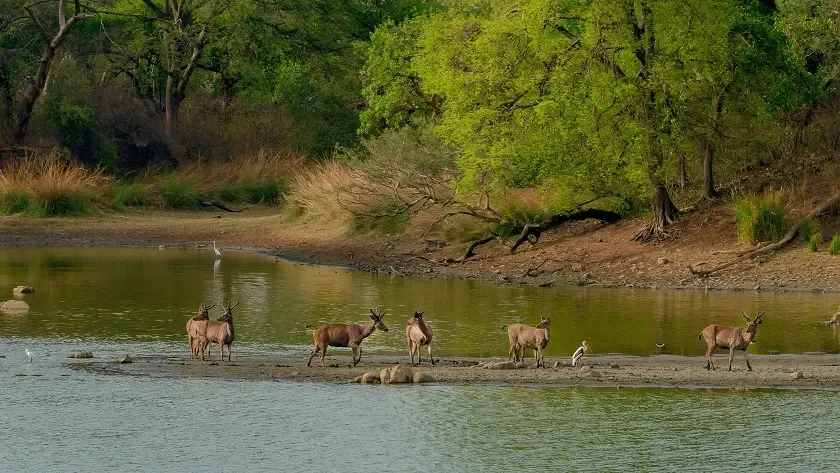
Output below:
[9,0,95,145]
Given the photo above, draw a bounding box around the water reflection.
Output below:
[0,246,838,357]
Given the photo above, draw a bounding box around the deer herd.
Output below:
[185,302,767,372]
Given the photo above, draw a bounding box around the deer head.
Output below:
[369,308,389,332]
[195,302,215,320]
[742,311,765,333]
[537,317,551,329]
[218,301,239,321]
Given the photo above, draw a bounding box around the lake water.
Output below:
[1,246,840,471]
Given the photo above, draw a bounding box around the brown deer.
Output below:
[186,302,214,358]
[503,317,551,367]
[306,308,389,367]
[202,301,238,361]
[406,311,434,366]
[699,311,764,371]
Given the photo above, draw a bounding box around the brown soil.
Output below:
[0,200,839,293]
[87,354,840,390]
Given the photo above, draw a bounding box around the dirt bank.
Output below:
[1,203,839,293]
[85,353,840,390]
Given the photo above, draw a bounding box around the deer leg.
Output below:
[705,346,714,370]
[744,350,752,371]
[428,344,434,366]
[408,342,414,366]
[227,344,231,362]
[319,346,327,368]
[417,343,423,365]
[350,343,360,366]
[307,345,319,367]
[728,347,735,371]
[219,343,224,362]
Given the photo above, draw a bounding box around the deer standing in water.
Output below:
[699,311,764,371]
[306,308,389,367]
[406,311,434,366]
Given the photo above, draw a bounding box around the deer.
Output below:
[202,301,238,362]
[306,308,389,368]
[503,317,551,367]
[186,302,214,358]
[699,311,764,371]
[406,311,434,366]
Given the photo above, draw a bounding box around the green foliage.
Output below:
[799,219,820,243]
[830,235,840,255]
[113,183,152,207]
[217,176,288,204]
[735,194,790,245]
[164,177,202,209]
[30,193,90,217]
[808,233,821,252]
[0,191,32,215]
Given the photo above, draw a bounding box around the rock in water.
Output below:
[361,372,381,384]
[0,300,29,311]
[67,351,94,359]
[413,372,435,384]
[13,286,35,295]
[116,354,133,364]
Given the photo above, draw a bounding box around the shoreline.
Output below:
[1,209,839,294]
[84,354,840,391]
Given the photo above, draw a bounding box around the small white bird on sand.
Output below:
[25,348,34,362]
[213,241,222,258]
[572,341,592,367]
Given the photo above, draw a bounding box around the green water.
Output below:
[2,246,840,472]
[1,246,838,358]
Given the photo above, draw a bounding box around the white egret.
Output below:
[213,241,222,258]
[571,341,591,367]
[25,348,34,362]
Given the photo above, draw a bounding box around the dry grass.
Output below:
[0,153,111,216]
[287,160,360,222]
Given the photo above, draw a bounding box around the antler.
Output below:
[755,311,765,319]
[742,311,751,321]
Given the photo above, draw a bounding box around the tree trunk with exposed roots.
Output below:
[634,184,678,241]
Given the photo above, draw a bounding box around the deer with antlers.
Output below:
[699,311,764,371]
[186,302,214,358]
[306,308,389,368]
[201,301,238,362]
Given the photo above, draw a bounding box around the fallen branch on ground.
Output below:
[510,208,622,254]
[201,201,242,212]
[711,241,770,256]
[443,233,498,263]
[688,191,840,278]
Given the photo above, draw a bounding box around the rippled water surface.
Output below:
[2,246,840,471]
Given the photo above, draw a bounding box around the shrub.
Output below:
[735,194,790,245]
[218,176,288,204]
[349,200,412,234]
[113,182,152,207]
[0,191,32,215]
[808,233,821,252]
[830,235,840,256]
[799,219,820,243]
[164,177,202,209]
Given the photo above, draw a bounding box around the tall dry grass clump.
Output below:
[0,153,110,216]
[287,160,359,222]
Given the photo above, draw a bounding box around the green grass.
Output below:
[30,193,90,217]
[113,183,152,207]
[735,194,790,245]
[799,219,820,243]
[0,191,32,215]
[217,176,287,204]
[808,233,821,252]
[830,235,840,256]
[164,177,202,209]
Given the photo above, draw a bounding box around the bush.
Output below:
[218,176,288,204]
[808,233,821,252]
[799,219,820,243]
[113,182,152,207]
[830,235,840,256]
[0,191,32,215]
[349,200,412,234]
[164,177,202,209]
[735,194,790,245]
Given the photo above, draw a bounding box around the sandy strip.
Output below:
[81,354,840,390]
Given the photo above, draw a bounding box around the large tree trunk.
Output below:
[12,2,87,145]
[12,44,57,145]
[164,74,178,138]
[634,184,677,241]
